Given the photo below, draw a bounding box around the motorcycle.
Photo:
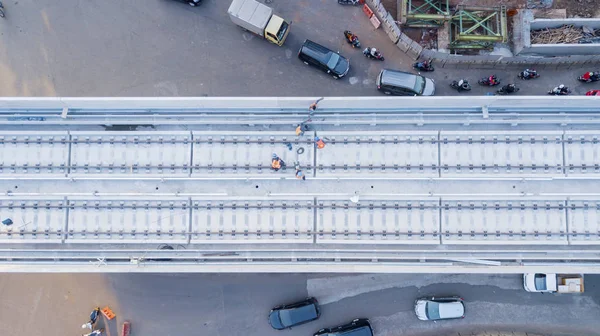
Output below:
[338,0,359,4]
[478,75,500,86]
[413,59,434,72]
[0,1,5,18]
[450,80,471,92]
[578,71,600,83]
[496,84,520,95]
[586,90,600,96]
[548,85,571,95]
[518,69,539,80]
[343,30,360,48]
[83,329,105,336]
[362,47,384,61]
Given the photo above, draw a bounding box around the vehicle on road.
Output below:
[450,79,471,92]
[578,71,600,82]
[314,318,373,336]
[268,297,320,330]
[478,75,500,86]
[518,69,539,79]
[227,0,291,46]
[414,296,465,321]
[496,84,519,95]
[413,59,434,72]
[170,0,202,6]
[344,30,361,48]
[548,84,571,95]
[523,273,584,293]
[298,40,350,79]
[376,69,435,96]
[0,1,5,18]
[363,47,384,61]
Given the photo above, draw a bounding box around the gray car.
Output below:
[376,69,435,96]
[414,296,465,321]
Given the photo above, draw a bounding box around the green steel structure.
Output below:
[449,5,508,50]
[400,0,451,27]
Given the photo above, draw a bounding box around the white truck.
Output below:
[227,0,291,46]
[523,273,584,293]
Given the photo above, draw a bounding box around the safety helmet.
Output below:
[590,72,594,76]
[371,48,377,53]
[272,153,278,159]
[559,84,565,89]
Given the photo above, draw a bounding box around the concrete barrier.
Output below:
[382,12,401,44]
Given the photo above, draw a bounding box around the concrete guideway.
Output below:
[2,97,600,272]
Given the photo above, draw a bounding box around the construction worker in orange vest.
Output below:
[271,153,285,171]
[315,136,325,149]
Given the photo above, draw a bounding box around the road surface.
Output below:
[0,0,592,97]
[0,273,598,336]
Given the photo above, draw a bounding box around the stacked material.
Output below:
[531,25,600,44]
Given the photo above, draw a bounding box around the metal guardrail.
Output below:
[3,106,600,126]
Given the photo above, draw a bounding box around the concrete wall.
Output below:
[516,13,600,56]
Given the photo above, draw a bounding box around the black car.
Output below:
[268,297,320,330]
[314,318,373,336]
[298,39,350,79]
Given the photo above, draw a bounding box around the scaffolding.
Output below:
[449,5,508,50]
[400,0,451,27]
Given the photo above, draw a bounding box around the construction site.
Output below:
[381,0,600,55]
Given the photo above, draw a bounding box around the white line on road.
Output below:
[307,274,522,305]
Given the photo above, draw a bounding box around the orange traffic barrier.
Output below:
[101,306,116,320]
[121,321,131,336]
[362,4,374,18]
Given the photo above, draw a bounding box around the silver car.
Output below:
[414,296,465,321]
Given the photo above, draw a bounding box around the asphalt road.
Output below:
[0,273,599,336]
[0,0,595,97]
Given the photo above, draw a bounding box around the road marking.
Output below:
[349,77,359,85]
[307,274,522,305]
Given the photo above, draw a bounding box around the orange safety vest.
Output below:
[271,159,281,169]
[316,139,325,149]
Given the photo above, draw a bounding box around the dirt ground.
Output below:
[552,0,600,18]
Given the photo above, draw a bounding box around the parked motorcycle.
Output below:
[450,79,471,92]
[343,30,360,48]
[496,84,520,95]
[518,69,539,80]
[478,75,500,86]
[578,71,600,83]
[548,85,571,95]
[413,59,434,72]
[338,0,359,4]
[363,47,384,61]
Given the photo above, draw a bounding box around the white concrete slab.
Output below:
[66,197,189,243]
[441,199,567,245]
[564,131,600,176]
[70,131,191,176]
[440,131,564,177]
[316,198,440,244]
[0,197,66,242]
[190,197,314,243]
[567,199,600,245]
[316,132,439,177]
[0,132,69,175]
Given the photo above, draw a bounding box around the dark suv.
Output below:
[314,318,373,336]
[268,297,320,330]
[298,39,350,79]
